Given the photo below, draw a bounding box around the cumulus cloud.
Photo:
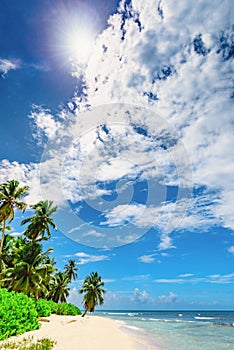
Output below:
[67,287,82,307]
[29,105,60,144]
[131,288,154,304]
[2,0,234,248]
[158,292,178,304]
[83,0,234,237]
[0,159,41,205]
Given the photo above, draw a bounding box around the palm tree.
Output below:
[64,259,78,282]
[1,242,54,300]
[21,200,57,242]
[79,272,106,317]
[49,271,70,303]
[0,234,22,272]
[0,180,29,256]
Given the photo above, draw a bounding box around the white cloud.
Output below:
[122,274,151,281]
[9,232,23,238]
[102,279,116,283]
[155,278,184,284]
[158,292,178,304]
[0,159,41,205]
[75,252,109,265]
[179,273,194,278]
[228,246,234,254]
[29,105,60,143]
[0,58,20,77]
[155,273,234,284]
[138,254,156,263]
[84,0,234,234]
[2,0,234,248]
[131,288,153,304]
[81,230,106,238]
[67,287,82,307]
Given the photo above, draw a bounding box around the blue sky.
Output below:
[0,0,234,310]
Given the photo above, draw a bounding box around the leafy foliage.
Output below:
[56,303,81,316]
[45,300,58,314]
[21,201,57,242]
[0,180,28,257]
[64,260,78,282]
[49,272,70,303]
[36,299,81,317]
[1,241,54,301]
[0,289,39,341]
[36,299,51,317]
[79,272,105,317]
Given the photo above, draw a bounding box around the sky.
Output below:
[0,0,234,310]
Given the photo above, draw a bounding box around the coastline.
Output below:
[0,315,161,350]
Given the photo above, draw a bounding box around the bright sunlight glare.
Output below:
[63,23,95,63]
[50,7,97,67]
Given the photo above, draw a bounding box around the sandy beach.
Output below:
[0,315,160,350]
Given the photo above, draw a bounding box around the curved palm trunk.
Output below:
[81,308,88,317]
[0,219,6,257]
[8,276,17,291]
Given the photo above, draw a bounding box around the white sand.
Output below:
[0,315,161,350]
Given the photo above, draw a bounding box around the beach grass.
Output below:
[0,337,56,350]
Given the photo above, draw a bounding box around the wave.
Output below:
[215,322,234,327]
[127,313,141,317]
[123,325,141,331]
[106,312,129,315]
[194,316,218,320]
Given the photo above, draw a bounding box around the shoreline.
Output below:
[0,315,161,350]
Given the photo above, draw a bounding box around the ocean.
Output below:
[98,310,234,350]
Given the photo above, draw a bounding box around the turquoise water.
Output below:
[98,311,234,350]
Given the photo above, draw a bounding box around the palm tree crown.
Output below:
[64,259,78,282]
[0,180,29,256]
[21,200,57,242]
[49,271,70,303]
[79,271,106,317]
[1,241,54,300]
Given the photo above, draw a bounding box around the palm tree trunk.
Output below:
[82,308,88,317]
[8,276,17,291]
[0,219,6,257]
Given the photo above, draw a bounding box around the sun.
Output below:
[50,7,97,66]
[63,24,95,63]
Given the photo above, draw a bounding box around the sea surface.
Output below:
[98,310,234,350]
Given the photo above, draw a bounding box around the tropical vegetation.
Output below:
[0,180,28,257]
[0,180,78,304]
[21,200,57,242]
[0,179,105,342]
[0,336,56,350]
[0,288,39,341]
[79,271,106,317]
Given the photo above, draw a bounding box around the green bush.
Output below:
[0,289,39,341]
[36,300,51,317]
[56,303,81,316]
[45,301,58,314]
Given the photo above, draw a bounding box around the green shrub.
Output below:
[56,303,81,316]
[0,289,39,341]
[45,301,58,314]
[36,300,51,317]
